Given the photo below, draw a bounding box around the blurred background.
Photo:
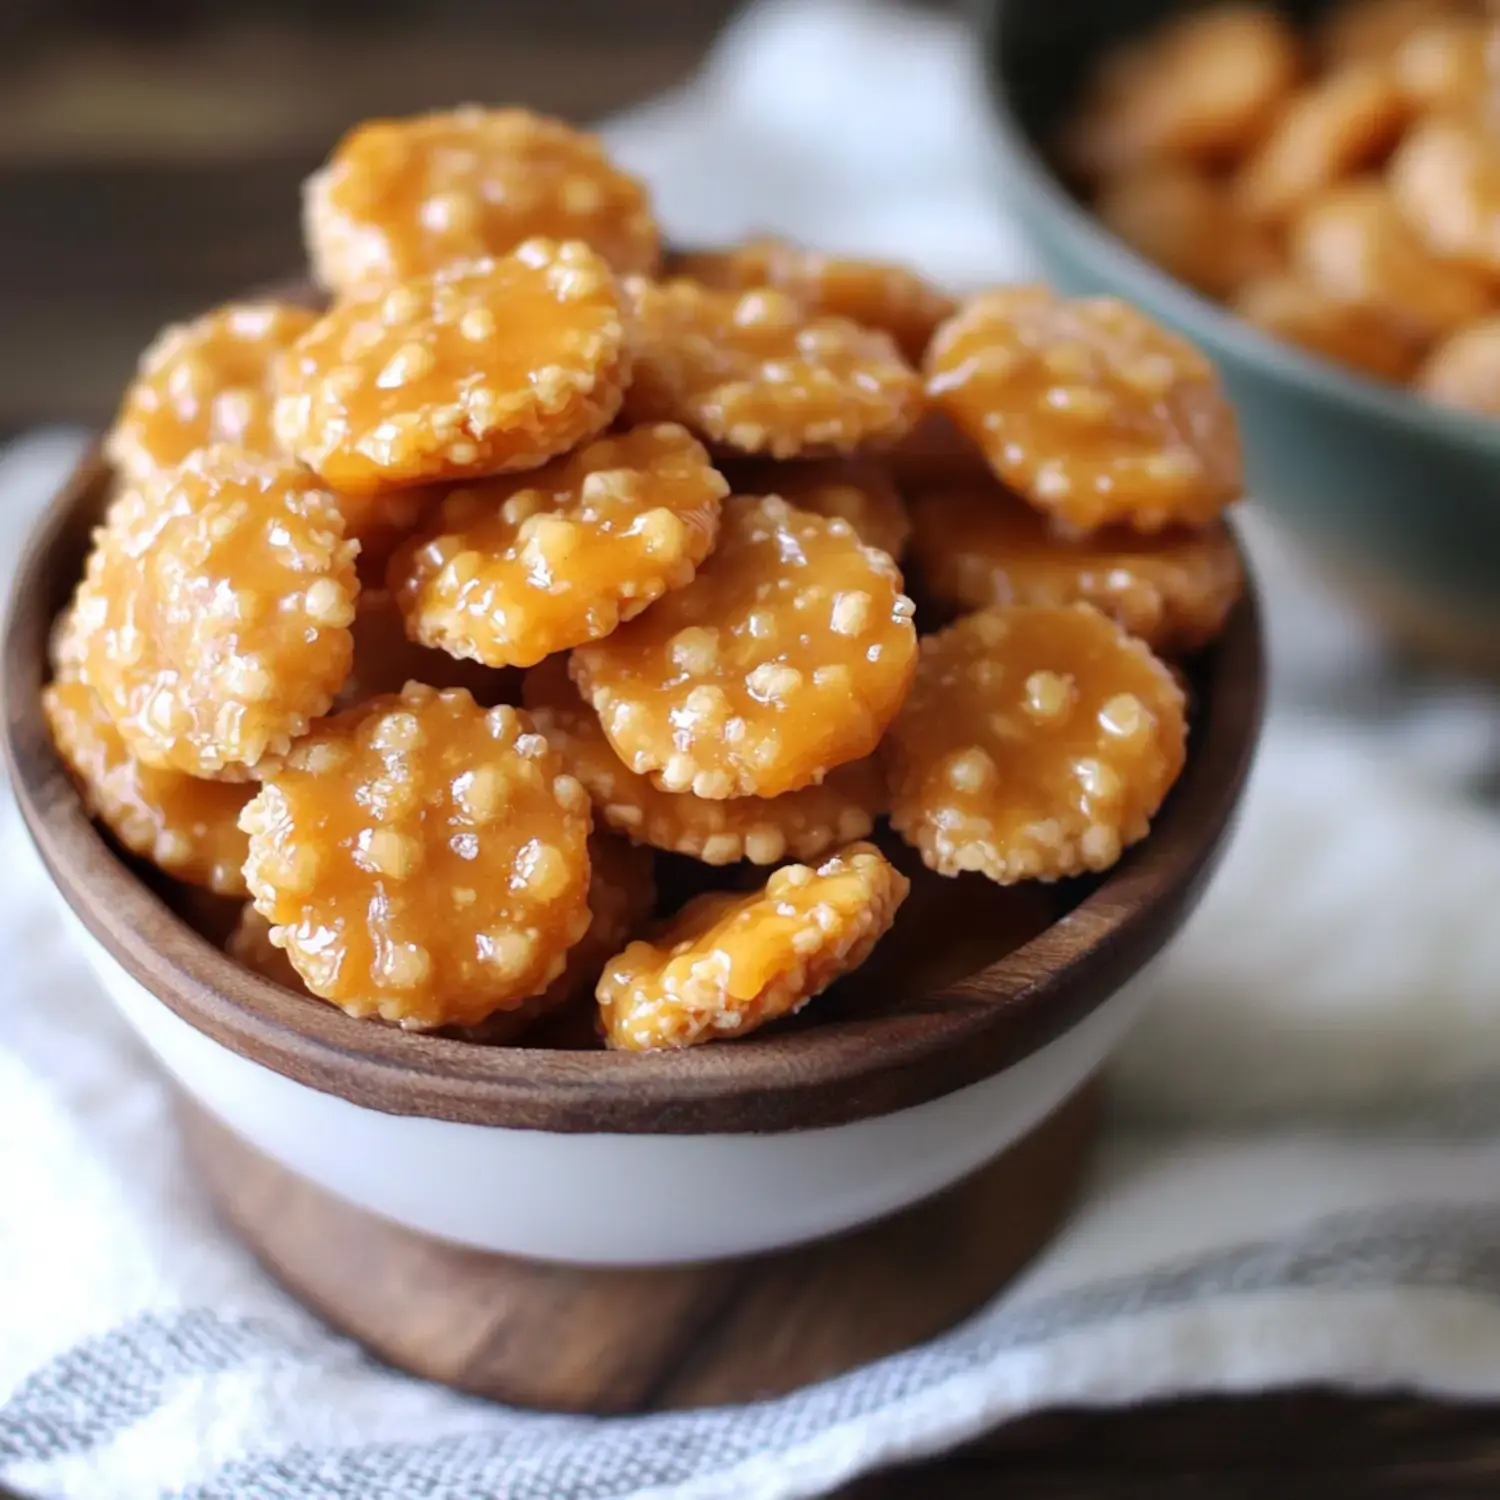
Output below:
[3,0,964,433]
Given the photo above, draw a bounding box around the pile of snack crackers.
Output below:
[46,106,1245,1052]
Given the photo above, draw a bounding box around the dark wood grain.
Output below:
[0,10,726,430]
[180,1081,1099,1413]
[1,445,1265,1134]
[837,1393,1500,1497]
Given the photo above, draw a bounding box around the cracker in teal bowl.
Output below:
[975,0,1500,670]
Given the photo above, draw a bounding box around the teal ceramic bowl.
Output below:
[976,0,1500,668]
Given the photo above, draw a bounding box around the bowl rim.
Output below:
[3,443,1264,1136]
[973,0,1500,459]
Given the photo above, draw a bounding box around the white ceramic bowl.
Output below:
[64,903,1154,1264]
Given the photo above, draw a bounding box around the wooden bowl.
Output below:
[2,444,1263,1410]
[6,441,1263,1247]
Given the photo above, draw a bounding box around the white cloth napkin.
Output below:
[7,4,1500,1497]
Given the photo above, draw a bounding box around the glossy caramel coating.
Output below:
[241,687,593,1030]
[105,302,316,483]
[389,423,726,668]
[671,238,956,362]
[231,834,654,1048]
[1419,316,1500,412]
[304,106,660,293]
[336,487,440,583]
[524,656,883,865]
[726,457,911,560]
[571,494,917,800]
[620,278,922,459]
[1234,61,1410,224]
[45,675,251,894]
[1291,178,1494,344]
[227,903,304,990]
[76,447,358,777]
[1233,274,1427,381]
[1059,4,1302,180]
[1096,164,1283,298]
[926,287,1242,532]
[274,240,630,495]
[456,833,656,1044]
[884,605,1188,883]
[1390,116,1500,275]
[597,843,907,1051]
[909,488,1244,655]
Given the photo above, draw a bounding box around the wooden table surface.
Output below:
[3,1394,1500,1498]
[3,7,1498,1496]
[0,3,726,431]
